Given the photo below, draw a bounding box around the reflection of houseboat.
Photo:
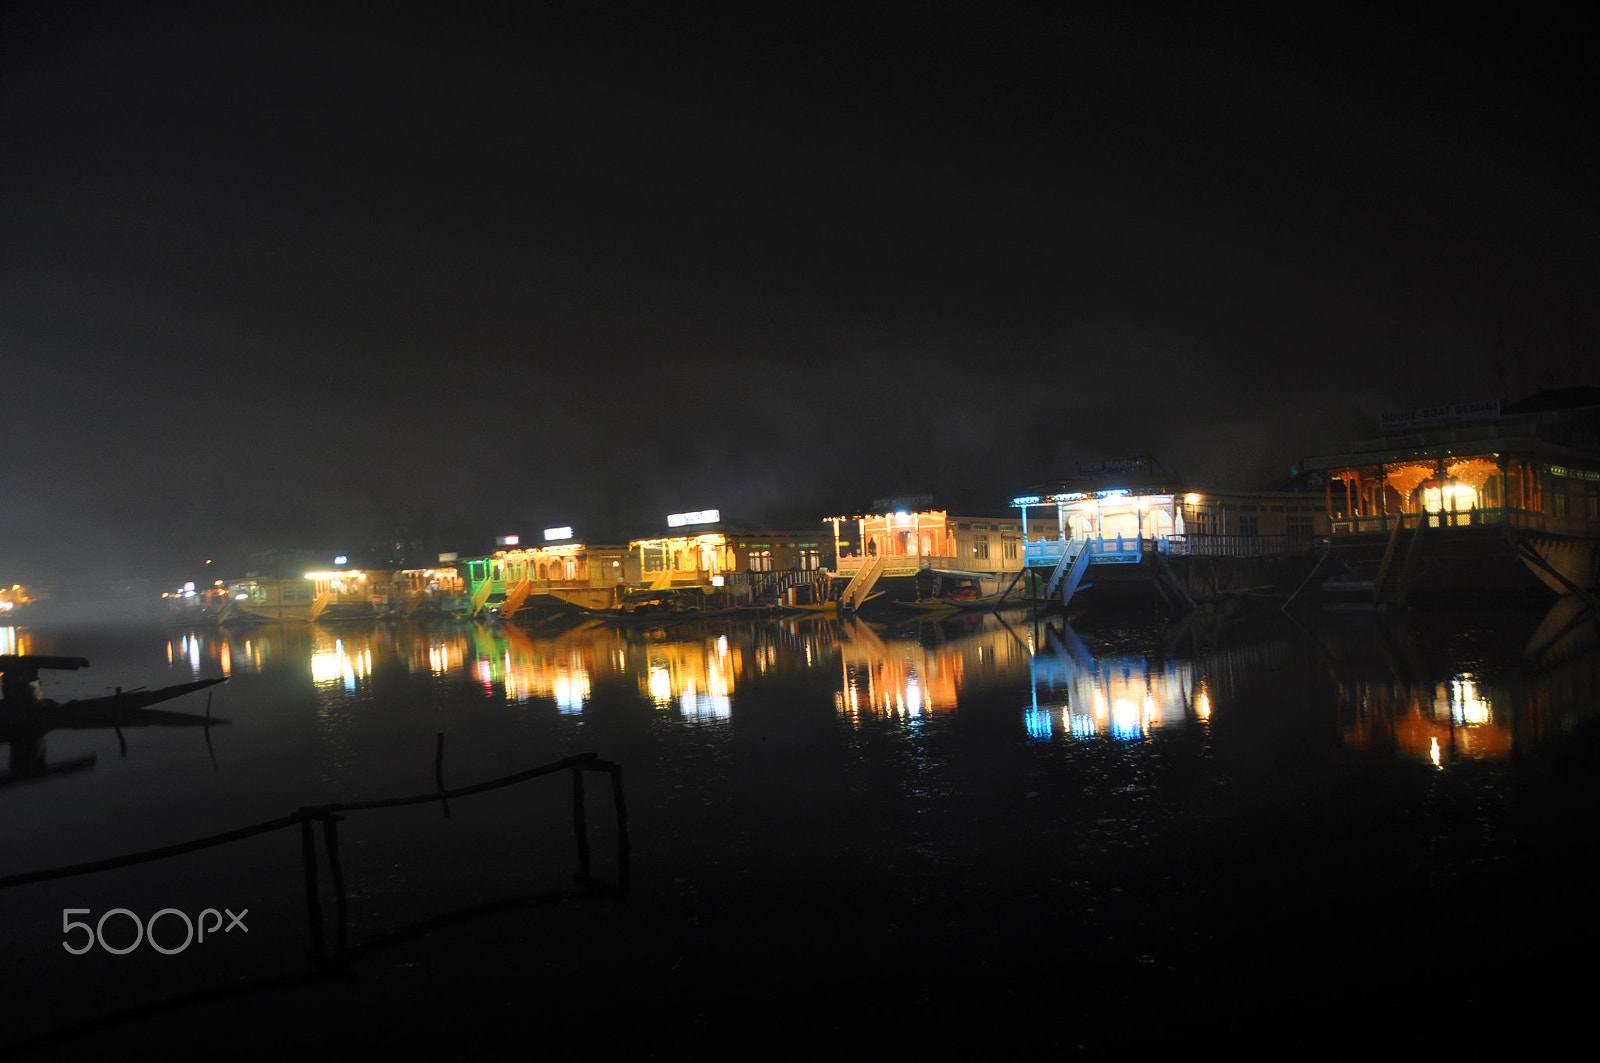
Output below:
[1297,389,1600,606]
[1015,458,1327,608]
[458,542,629,621]
[827,499,1026,611]
[218,571,377,624]
[1023,621,1205,741]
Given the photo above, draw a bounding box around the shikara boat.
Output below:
[1,654,227,785]
[904,588,1019,612]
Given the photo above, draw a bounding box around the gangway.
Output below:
[469,577,495,618]
[840,554,888,612]
[1389,519,1427,607]
[498,578,536,621]
[307,590,334,623]
[1047,542,1094,607]
[400,586,429,619]
[1152,549,1195,611]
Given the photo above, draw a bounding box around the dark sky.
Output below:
[3,3,1595,585]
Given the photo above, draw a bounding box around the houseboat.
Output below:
[162,582,230,625]
[1296,388,1600,606]
[623,511,833,612]
[827,497,1026,610]
[364,564,468,618]
[457,538,629,621]
[217,570,377,624]
[1015,457,1327,609]
[0,584,31,620]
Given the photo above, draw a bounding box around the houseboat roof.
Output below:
[1300,421,1600,471]
[629,521,828,540]
[1299,386,1600,472]
[826,506,1020,522]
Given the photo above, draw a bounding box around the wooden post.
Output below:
[435,732,450,818]
[320,815,349,964]
[608,763,631,897]
[113,688,127,757]
[300,816,324,963]
[572,767,591,882]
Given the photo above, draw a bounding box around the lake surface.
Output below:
[3,602,1597,1057]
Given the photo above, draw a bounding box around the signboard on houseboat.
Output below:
[1379,399,1501,432]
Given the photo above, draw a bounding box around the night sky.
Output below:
[3,3,1595,585]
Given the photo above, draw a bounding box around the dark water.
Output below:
[3,603,1597,1057]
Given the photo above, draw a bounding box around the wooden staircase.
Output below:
[469,577,495,618]
[307,590,334,622]
[400,586,429,619]
[497,578,536,621]
[1369,516,1425,607]
[1047,543,1094,607]
[840,554,888,612]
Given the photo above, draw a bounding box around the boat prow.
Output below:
[1,656,228,738]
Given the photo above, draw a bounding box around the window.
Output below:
[1287,516,1313,539]
[973,541,990,559]
[1003,539,1019,560]
[799,549,821,570]
[749,550,773,572]
[1239,516,1260,535]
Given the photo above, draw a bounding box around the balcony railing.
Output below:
[1024,536,1160,566]
[1024,533,1319,563]
[1327,508,1546,535]
[1178,533,1318,557]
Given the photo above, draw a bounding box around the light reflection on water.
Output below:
[14,602,1596,774]
[1023,620,1206,742]
[3,601,1598,1053]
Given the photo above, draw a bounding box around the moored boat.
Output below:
[1,654,227,785]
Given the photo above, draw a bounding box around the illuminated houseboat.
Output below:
[217,570,378,624]
[827,498,1026,610]
[1297,389,1600,605]
[623,510,832,611]
[365,565,467,618]
[1015,457,1327,608]
[457,534,629,621]
[162,581,230,624]
[0,584,31,619]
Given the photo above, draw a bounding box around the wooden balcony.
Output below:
[1329,507,1547,535]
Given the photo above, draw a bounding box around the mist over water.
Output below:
[3,604,1596,1056]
